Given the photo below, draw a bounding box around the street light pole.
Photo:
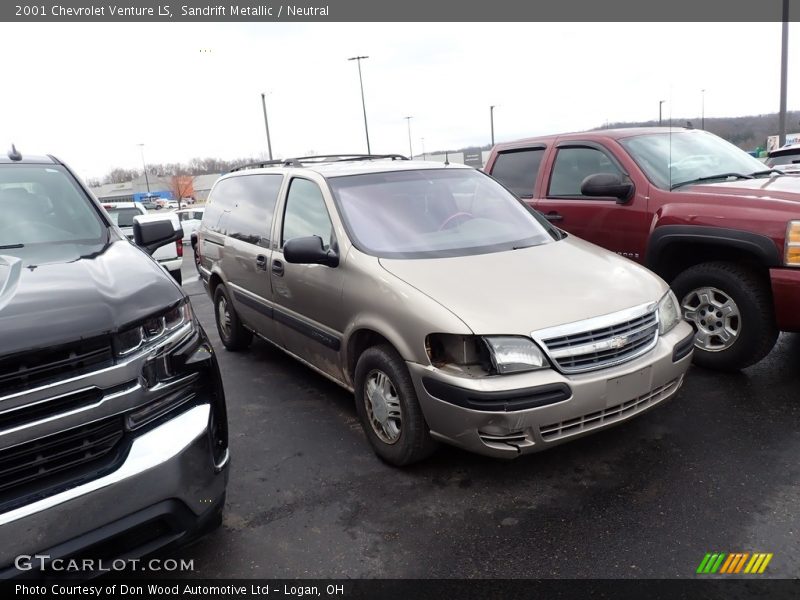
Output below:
[701,89,705,130]
[490,105,496,145]
[348,55,371,154]
[421,137,426,160]
[779,0,789,147]
[404,116,413,158]
[261,92,273,160]
[137,143,150,194]
[659,100,665,126]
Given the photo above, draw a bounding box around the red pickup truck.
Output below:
[485,127,800,371]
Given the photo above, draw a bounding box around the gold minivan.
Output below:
[195,155,694,465]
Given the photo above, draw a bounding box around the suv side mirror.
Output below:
[133,219,183,255]
[284,236,339,268]
[580,173,634,204]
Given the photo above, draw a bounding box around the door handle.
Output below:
[271,259,284,276]
[255,254,267,271]
[544,212,563,222]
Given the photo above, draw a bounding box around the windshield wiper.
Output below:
[0,244,24,249]
[750,168,785,178]
[670,173,754,190]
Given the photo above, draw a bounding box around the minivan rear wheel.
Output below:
[213,285,253,351]
[354,345,437,466]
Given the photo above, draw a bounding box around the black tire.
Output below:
[354,344,437,466]
[671,261,778,371]
[170,269,182,285]
[193,247,201,275]
[213,285,253,351]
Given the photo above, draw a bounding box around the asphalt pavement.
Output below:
[167,254,799,578]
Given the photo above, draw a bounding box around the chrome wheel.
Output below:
[681,286,741,352]
[364,369,402,444]
[217,296,232,339]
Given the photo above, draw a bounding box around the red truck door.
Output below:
[534,141,649,262]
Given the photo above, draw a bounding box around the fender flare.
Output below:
[645,225,782,269]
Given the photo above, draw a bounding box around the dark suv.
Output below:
[0,149,229,577]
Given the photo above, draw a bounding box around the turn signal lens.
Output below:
[787,221,800,266]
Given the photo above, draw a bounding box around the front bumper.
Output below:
[0,404,228,577]
[408,321,694,458]
[770,267,800,332]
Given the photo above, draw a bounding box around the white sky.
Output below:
[0,22,798,180]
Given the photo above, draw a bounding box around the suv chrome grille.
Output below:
[0,416,125,497]
[0,336,113,395]
[539,310,658,374]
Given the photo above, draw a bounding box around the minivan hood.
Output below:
[0,241,183,357]
[378,236,668,335]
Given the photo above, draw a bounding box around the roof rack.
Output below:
[229,154,409,172]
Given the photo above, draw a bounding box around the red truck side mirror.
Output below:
[580,173,634,204]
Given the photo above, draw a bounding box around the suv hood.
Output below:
[0,241,183,357]
[379,236,668,335]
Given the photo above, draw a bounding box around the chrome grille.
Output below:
[0,336,113,395]
[539,377,682,442]
[0,416,125,497]
[538,309,658,374]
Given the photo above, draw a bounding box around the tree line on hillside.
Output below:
[89,156,262,187]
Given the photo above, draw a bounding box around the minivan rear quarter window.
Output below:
[490,148,544,198]
[205,174,283,246]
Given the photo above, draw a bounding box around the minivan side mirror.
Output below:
[283,236,339,268]
[580,173,634,204]
[133,219,183,255]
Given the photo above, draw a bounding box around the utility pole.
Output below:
[348,56,371,153]
[701,89,706,130]
[779,0,789,147]
[261,92,273,160]
[404,116,413,158]
[658,100,666,126]
[490,105,496,145]
[421,137,426,160]
[137,143,150,194]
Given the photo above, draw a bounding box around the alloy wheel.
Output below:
[681,286,741,352]
[364,369,402,444]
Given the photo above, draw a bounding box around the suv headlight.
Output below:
[786,221,800,266]
[657,290,681,335]
[114,300,194,357]
[426,334,549,375]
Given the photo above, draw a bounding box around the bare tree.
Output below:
[104,168,140,184]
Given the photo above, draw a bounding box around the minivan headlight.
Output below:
[786,221,800,266]
[657,290,681,335]
[114,300,194,357]
[426,333,549,375]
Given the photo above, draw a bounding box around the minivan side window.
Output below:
[281,178,334,249]
[490,148,544,198]
[204,174,283,245]
[548,146,623,197]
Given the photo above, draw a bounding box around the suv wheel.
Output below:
[354,345,437,466]
[213,285,253,351]
[671,261,778,371]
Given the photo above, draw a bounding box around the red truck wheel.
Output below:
[671,262,778,371]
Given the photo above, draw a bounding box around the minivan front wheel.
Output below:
[213,285,253,351]
[354,345,436,466]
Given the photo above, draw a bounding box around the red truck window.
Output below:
[490,148,544,198]
[548,147,623,197]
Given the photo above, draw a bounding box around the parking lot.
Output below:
[162,255,800,578]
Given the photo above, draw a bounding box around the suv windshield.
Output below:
[0,164,105,252]
[619,131,768,190]
[329,169,556,258]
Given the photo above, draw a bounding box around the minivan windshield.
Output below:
[329,169,557,258]
[619,131,770,190]
[0,164,106,252]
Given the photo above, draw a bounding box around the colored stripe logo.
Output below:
[696,552,773,574]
